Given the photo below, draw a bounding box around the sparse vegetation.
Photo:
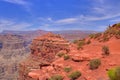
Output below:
[77,40,85,50]
[116,30,120,35]
[56,52,65,57]
[64,67,72,73]
[73,40,78,44]
[68,71,81,80]
[64,54,70,60]
[116,23,120,27]
[104,23,120,39]
[116,67,120,79]
[89,33,101,39]
[86,40,91,44]
[102,36,109,42]
[102,46,110,56]
[73,39,85,50]
[49,75,63,80]
[108,67,120,80]
[89,34,95,39]
[89,59,101,70]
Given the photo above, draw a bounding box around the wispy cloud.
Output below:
[0,19,32,32]
[2,0,28,5]
[1,0,31,11]
[110,18,120,23]
[1,0,120,32]
[46,13,120,25]
[80,14,120,21]
[55,18,78,24]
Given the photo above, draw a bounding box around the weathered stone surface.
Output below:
[19,33,70,80]
[30,32,70,62]
[71,53,91,62]
[0,34,30,80]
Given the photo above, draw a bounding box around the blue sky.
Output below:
[0,0,120,32]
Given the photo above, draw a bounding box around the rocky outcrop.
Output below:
[30,32,70,62]
[19,32,70,80]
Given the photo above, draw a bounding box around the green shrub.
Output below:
[95,33,102,38]
[68,71,81,80]
[73,39,85,50]
[108,68,116,80]
[102,37,109,42]
[64,67,72,73]
[116,31,120,35]
[108,67,120,80]
[89,33,101,39]
[77,40,85,50]
[73,40,78,44]
[64,54,70,60]
[57,52,65,57]
[86,40,91,44]
[116,23,120,27]
[89,34,95,39]
[89,59,101,70]
[102,46,110,55]
[116,67,120,79]
[49,75,63,80]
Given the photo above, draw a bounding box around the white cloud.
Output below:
[3,0,27,5]
[47,18,52,22]
[1,0,31,11]
[92,7,107,15]
[0,19,15,26]
[1,0,120,32]
[36,13,120,31]
[97,25,107,31]
[2,0,28,5]
[52,13,120,25]
[82,14,120,21]
[0,19,32,32]
[110,18,120,23]
[93,0,106,4]
[79,0,120,22]
[55,18,78,24]
[38,17,53,23]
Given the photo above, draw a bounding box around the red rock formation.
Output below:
[19,32,70,80]
[18,23,120,80]
[30,32,70,62]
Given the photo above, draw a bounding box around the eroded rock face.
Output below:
[0,34,30,80]
[30,32,70,62]
[0,34,30,58]
[0,34,25,49]
[19,32,70,80]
